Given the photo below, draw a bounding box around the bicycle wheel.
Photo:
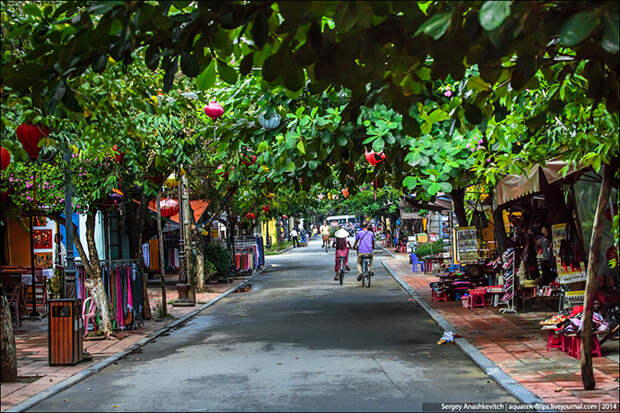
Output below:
[366,272,371,288]
[361,258,367,287]
[339,269,344,285]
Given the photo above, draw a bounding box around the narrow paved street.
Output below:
[31,241,516,412]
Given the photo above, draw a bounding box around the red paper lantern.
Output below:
[245,212,255,220]
[147,175,164,185]
[365,149,385,167]
[241,154,257,166]
[263,205,270,214]
[204,101,224,120]
[1,147,10,170]
[113,145,125,164]
[160,198,179,218]
[16,123,49,160]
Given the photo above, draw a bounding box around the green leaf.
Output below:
[439,182,453,193]
[414,12,453,40]
[92,54,108,73]
[251,11,269,48]
[403,176,418,189]
[336,136,348,146]
[23,3,44,19]
[283,64,305,91]
[559,11,600,47]
[428,182,441,195]
[372,138,385,152]
[602,13,619,54]
[296,139,306,154]
[262,53,282,82]
[196,60,216,90]
[479,1,512,31]
[464,103,483,124]
[466,76,491,92]
[180,53,199,78]
[217,59,238,84]
[240,53,254,76]
[510,53,536,90]
[163,57,178,93]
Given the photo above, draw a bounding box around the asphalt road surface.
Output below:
[31,239,516,412]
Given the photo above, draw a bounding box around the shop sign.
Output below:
[558,270,587,284]
[416,233,428,243]
[456,226,479,264]
[564,290,585,305]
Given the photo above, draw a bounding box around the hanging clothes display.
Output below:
[77,262,143,333]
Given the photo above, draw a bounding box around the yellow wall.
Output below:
[262,219,277,245]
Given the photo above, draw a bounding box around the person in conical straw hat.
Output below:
[332,225,351,280]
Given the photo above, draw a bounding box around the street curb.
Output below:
[7,264,271,413]
[381,246,397,259]
[382,260,544,406]
[266,245,294,255]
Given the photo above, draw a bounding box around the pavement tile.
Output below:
[384,255,620,406]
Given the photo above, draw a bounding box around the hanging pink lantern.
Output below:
[1,147,10,170]
[365,149,385,167]
[204,100,224,120]
[160,198,180,218]
[16,123,49,160]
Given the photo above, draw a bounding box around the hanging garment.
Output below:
[142,243,150,268]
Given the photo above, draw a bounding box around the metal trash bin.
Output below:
[48,299,83,366]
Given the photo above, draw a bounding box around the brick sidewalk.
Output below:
[383,252,619,404]
[1,279,247,412]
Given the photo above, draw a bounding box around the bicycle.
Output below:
[360,255,372,288]
[336,256,347,285]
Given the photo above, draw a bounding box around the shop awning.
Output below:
[147,199,211,224]
[495,160,587,205]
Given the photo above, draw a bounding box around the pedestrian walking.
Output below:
[290,228,299,247]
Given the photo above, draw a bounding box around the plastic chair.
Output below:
[410,253,425,272]
[546,332,562,351]
[469,289,487,309]
[568,334,602,359]
[82,296,97,337]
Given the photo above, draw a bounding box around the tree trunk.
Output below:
[196,246,205,292]
[155,193,167,318]
[181,173,195,302]
[84,212,113,337]
[489,188,509,253]
[581,164,612,390]
[136,193,152,320]
[451,188,468,227]
[1,295,17,382]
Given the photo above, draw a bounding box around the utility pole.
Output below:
[174,166,192,306]
[63,148,76,299]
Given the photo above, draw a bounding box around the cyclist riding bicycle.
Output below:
[332,225,351,281]
[353,222,375,281]
[320,220,331,251]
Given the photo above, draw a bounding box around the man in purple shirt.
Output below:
[353,222,375,281]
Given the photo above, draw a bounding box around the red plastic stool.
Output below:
[469,290,487,309]
[432,290,449,303]
[560,332,570,353]
[569,334,603,359]
[546,332,562,351]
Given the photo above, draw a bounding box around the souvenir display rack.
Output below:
[500,248,517,314]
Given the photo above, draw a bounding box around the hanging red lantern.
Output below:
[241,153,257,166]
[341,187,349,198]
[160,198,180,218]
[113,145,125,164]
[1,147,10,170]
[147,175,164,186]
[16,123,49,160]
[365,149,385,167]
[245,212,256,220]
[263,205,270,214]
[204,100,224,120]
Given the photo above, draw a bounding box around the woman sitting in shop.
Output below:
[536,226,556,285]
